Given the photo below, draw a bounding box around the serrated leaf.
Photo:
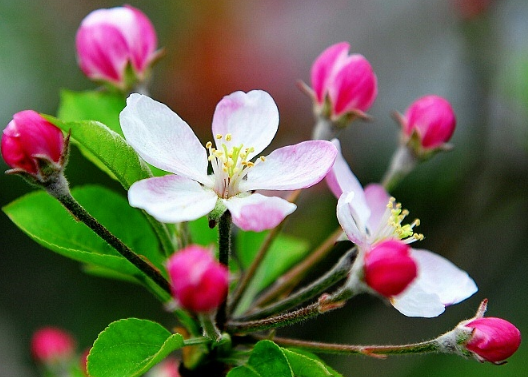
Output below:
[3,185,164,276]
[88,318,184,377]
[282,349,333,377]
[57,89,126,135]
[45,115,152,190]
[235,231,310,314]
[227,340,293,377]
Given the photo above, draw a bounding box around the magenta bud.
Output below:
[311,42,378,119]
[402,95,456,150]
[75,5,158,90]
[364,239,417,297]
[31,327,76,364]
[2,110,64,175]
[167,245,229,313]
[464,317,521,364]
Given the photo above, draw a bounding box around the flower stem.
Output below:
[251,227,343,309]
[381,145,418,192]
[257,335,440,356]
[227,288,352,334]
[236,247,356,321]
[217,211,232,329]
[218,211,232,268]
[47,174,171,295]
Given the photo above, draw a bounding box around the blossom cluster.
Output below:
[0,4,521,377]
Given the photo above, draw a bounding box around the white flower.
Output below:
[120,90,337,231]
[328,139,477,317]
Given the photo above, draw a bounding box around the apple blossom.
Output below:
[311,42,377,120]
[121,90,337,231]
[400,95,456,151]
[76,5,159,90]
[31,327,76,364]
[329,139,477,317]
[167,245,229,313]
[463,317,521,364]
[1,110,65,177]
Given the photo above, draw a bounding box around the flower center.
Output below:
[373,197,424,244]
[206,133,264,198]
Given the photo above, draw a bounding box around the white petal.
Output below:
[240,140,337,191]
[364,184,391,233]
[326,139,365,199]
[120,93,210,184]
[391,285,446,317]
[224,193,296,232]
[392,249,478,317]
[410,248,478,305]
[336,192,370,247]
[211,90,278,158]
[128,175,218,223]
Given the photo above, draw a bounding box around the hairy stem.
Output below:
[251,227,343,308]
[236,247,356,321]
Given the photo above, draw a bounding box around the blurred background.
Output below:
[1,0,527,376]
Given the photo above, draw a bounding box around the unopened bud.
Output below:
[364,239,417,297]
[76,5,159,90]
[31,327,76,364]
[2,110,65,179]
[167,245,228,313]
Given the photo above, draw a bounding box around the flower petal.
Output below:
[392,248,478,317]
[326,139,364,199]
[337,192,370,247]
[364,184,390,232]
[241,140,337,191]
[211,90,278,158]
[329,54,378,116]
[310,42,350,104]
[120,94,210,184]
[128,175,218,223]
[224,193,296,232]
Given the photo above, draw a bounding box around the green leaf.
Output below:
[46,115,152,189]
[235,232,310,314]
[285,349,343,377]
[88,318,184,377]
[3,185,164,276]
[227,340,293,377]
[57,89,126,135]
[282,349,334,377]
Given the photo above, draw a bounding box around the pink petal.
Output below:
[364,184,390,232]
[128,175,218,223]
[211,90,279,159]
[392,248,478,317]
[325,139,364,199]
[76,23,129,84]
[310,42,350,104]
[224,194,296,232]
[122,5,157,72]
[240,140,337,191]
[329,54,378,116]
[120,94,210,185]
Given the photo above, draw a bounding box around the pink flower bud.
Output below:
[167,245,229,313]
[147,358,181,377]
[464,317,521,364]
[364,240,417,297]
[1,110,64,175]
[31,327,76,364]
[402,95,456,150]
[76,5,158,89]
[311,42,377,119]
